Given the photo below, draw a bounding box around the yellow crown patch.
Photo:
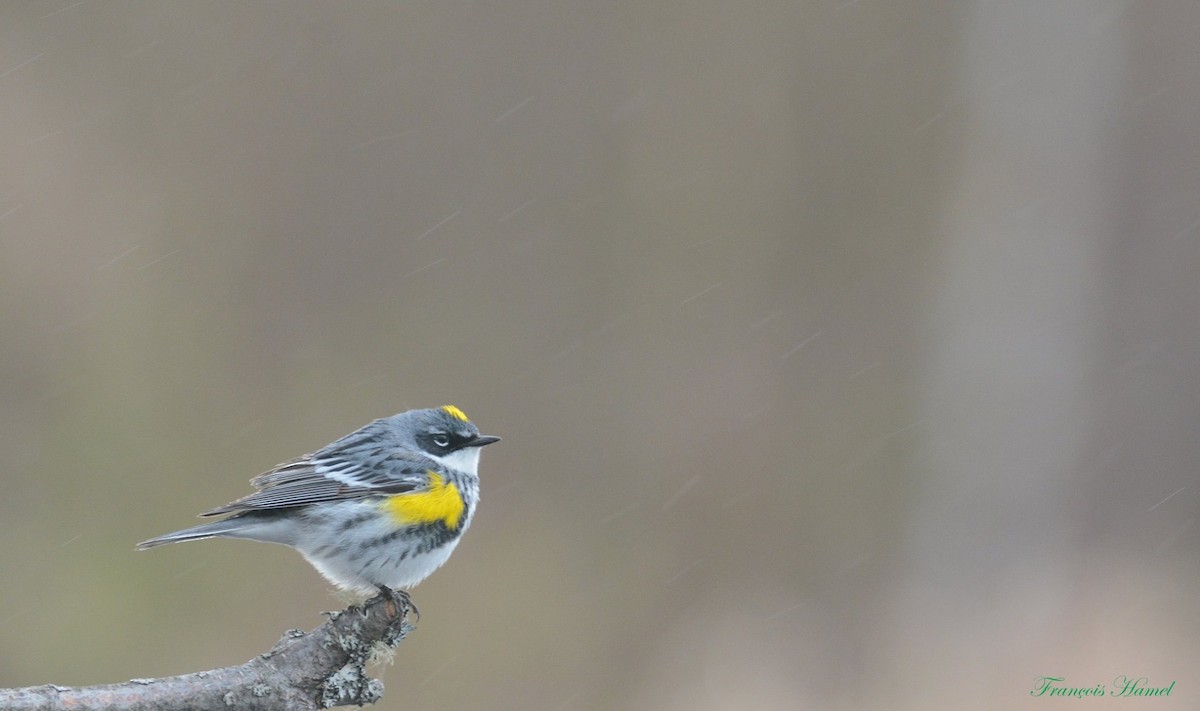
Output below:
[440,405,470,422]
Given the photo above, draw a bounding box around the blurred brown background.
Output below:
[2,2,1199,709]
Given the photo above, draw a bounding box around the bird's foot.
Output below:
[375,584,419,622]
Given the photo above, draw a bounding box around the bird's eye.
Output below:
[432,434,450,448]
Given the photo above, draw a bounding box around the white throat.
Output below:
[429,446,482,475]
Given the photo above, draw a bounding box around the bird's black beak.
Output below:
[468,434,501,447]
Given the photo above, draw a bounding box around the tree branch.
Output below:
[0,591,415,710]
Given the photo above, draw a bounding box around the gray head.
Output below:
[390,405,500,474]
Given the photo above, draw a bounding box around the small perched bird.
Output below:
[138,405,499,596]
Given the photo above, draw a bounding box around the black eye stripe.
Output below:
[423,429,477,453]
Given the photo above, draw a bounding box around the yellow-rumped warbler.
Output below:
[138,405,499,595]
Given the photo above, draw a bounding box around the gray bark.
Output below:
[0,592,413,710]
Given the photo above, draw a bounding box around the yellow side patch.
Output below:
[381,471,465,530]
[440,404,470,422]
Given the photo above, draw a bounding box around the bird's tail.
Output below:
[136,517,270,550]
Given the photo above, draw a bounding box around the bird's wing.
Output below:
[201,430,433,516]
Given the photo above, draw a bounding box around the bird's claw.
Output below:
[375,584,419,622]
